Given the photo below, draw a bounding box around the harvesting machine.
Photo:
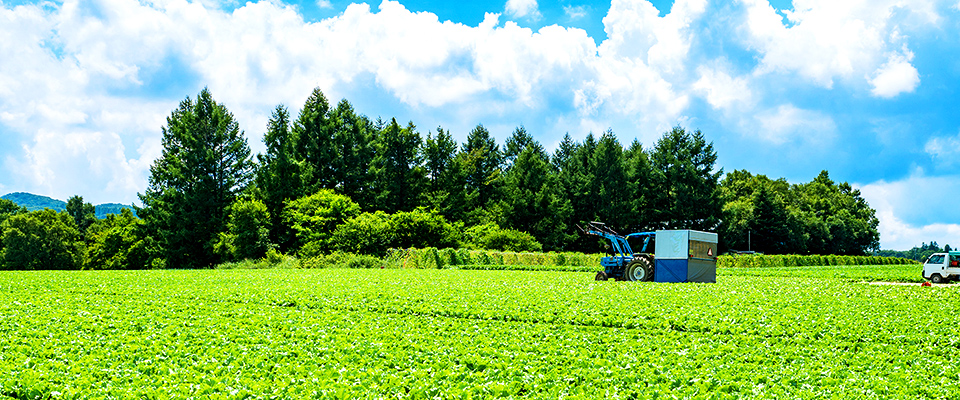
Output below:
[579,221,718,283]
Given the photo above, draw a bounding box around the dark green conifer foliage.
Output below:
[138,88,253,268]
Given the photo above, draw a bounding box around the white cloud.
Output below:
[693,66,753,110]
[858,174,960,250]
[739,0,932,92]
[753,104,836,145]
[316,0,333,9]
[504,0,541,20]
[869,48,920,98]
[925,131,960,166]
[564,5,588,20]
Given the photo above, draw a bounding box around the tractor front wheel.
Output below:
[625,258,653,282]
[595,271,608,281]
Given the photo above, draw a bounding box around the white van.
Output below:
[923,252,960,283]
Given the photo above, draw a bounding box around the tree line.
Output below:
[0,88,881,269]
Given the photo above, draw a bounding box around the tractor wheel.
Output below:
[625,258,653,282]
[595,271,608,281]
[931,274,945,284]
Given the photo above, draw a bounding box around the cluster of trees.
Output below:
[0,87,883,270]
[878,241,953,262]
[718,170,881,255]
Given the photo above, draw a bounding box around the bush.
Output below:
[480,229,541,252]
[283,189,360,253]
[330,209,460,257]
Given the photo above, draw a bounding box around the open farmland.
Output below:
[2,267,958,399]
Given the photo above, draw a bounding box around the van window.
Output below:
[927,255,945,264]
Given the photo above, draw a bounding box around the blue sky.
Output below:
[1,0,959,250]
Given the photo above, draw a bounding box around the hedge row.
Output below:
[382,247,601,270]
[717,254,918,268]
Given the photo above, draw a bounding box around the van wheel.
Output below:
[931,274,944,284]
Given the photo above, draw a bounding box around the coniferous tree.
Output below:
[591,131,630,232]
[458,124,503,222]
[423,127,466,220]
[256,105,302,251]
[330,99,375,209]
[623,139,653,231]
[294,88,336,194]
[370,119,426,213]
[502,144,573,250]
[649,126,722,231]
[138,88,254,268]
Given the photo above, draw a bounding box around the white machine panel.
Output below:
[689,230,718,244]
[655,230,689,259]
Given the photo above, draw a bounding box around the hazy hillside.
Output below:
[1,192,136,218]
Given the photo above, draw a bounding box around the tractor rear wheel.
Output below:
[625,258,653,282]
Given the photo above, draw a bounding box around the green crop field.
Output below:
[2,265,957,399]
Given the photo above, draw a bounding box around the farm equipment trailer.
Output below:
[579,221,718,283]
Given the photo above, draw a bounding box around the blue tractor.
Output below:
[578,221,656,281]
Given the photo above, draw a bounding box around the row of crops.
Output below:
[0,266,955,398]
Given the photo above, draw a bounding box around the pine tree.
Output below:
[138,88,254,268]
[256,105,301,251]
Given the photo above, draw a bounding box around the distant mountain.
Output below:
[1,192,137,218]
[1,192,65,212]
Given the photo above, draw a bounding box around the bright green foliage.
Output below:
[331,209,460,257]
[720,170,880,255]
[463,223,542,252]
[0,209,82,270]
[649,126,723,231]
[2,269,959,398]
[0,199,26,258]
[84,208,160,270]
[282,189,360,253]
[137,88,254,269]
[215,199,273,261]
[65,195,96,234]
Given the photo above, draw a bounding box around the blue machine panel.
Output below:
[655,259,687,283]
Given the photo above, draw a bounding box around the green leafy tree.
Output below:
[649,126,722,230]
[370,119,426,213]
[215,199,273,261]
[0,199,26,258]
[282,189,361,254]
[793,171,880,255]
[66,195,96,234]
[138,88,254,268]
[1,209,83,270]
[84,208,160,270]
[256,105,303,251]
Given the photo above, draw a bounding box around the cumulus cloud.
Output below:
[739,0,930,92]
[504,0,541,20]
[869,48,920,98]
[693,66,753,110]
[857,173,960,250]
